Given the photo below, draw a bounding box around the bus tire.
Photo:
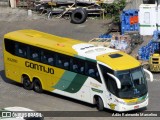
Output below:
[22,76,33,90]
[33,79,43,93]
[96,97,104,111]
[71,8,88,24]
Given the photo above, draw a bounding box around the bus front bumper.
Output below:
[116,98,148,112]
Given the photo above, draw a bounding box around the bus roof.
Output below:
[4,29,83,55]
[73,44,140,70]
[97,51,140,70]
[4,29,140,71]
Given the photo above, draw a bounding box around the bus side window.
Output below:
[56,54,70,70]
[105,75,118,95]
[86,62,101,83]
[4,39,16,55]
[100,65,117,95]
[15,43,27,58]
[71,58,85,74]
[29,47,40,62]
[42,50,55,65]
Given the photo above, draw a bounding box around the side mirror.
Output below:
[143,68,153,82]
[107,73,121,89]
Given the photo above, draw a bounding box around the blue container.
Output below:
[134,23,139,31]
[134,10,138,16]
[126,24,130,31]
[138,39,154,60]
[124,12,130,24]
[131,9,138,16]
[120,14,125,21]
[120,9,140,35]
[121,21,125,29]
[153,30,160,40]
[130,25,134,31]
[121,21,126,34]
[99,34,112,38]
[129,12,134,18]
[121,30,124,35]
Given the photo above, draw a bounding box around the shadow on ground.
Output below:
[0,70,22,86]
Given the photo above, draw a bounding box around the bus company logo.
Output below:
[1,112,12,118]
[25,61,54,74]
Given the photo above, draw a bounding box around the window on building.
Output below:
[144,12,150,24]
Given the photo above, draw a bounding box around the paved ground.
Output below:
[0,7,160,120]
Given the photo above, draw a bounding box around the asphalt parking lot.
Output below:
[0,12,160,120]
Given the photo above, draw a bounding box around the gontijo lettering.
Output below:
[25,61,54,74]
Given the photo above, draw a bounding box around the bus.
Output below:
[3,29,153,112]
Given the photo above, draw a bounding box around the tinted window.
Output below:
[15,43,27,58]
[4,39,16,55]
[105,75,118,95]
[42,50,55,66]
[56,54,70,70]
[29,46,41,62]
[100,65,117,94]
[86,62,101,83]
[71,58,85,74]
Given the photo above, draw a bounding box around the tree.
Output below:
[102,0,126,23]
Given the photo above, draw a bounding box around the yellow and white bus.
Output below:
[3,29,153,112]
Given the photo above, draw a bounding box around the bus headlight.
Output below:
[115,99,126,105]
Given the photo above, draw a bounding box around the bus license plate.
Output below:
[134,105,139,109]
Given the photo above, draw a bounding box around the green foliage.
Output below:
[102,0,126,23]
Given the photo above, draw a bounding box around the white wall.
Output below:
[139,4,157,35]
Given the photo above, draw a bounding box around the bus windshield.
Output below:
[115,67,148,99]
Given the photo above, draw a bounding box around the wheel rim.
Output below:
[23,77,31,88]
[34,81,41,91]
[24,80,30,87]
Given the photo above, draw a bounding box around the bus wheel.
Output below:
[96,97,104,111]
[33,79,43,93]
[22,76,33,90]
